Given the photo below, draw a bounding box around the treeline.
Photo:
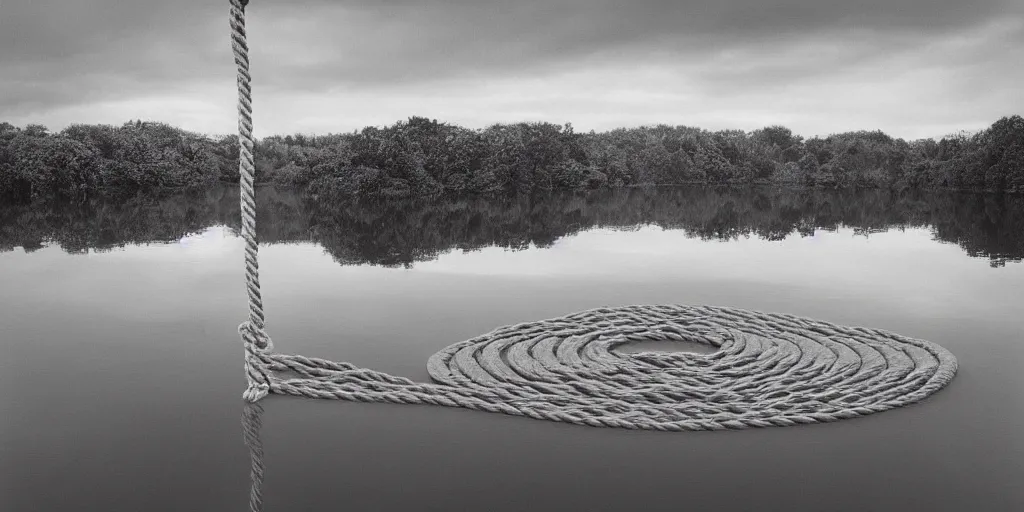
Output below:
[1,115,1023,202]
[2,185,1022,268]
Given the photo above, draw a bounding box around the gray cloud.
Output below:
[248,0,1020,87]
[1,0,1021,133]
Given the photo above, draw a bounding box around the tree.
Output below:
[751,125,800,149]
[981,115,1024,192]
[693,143,733,182]
[4,132,99,199]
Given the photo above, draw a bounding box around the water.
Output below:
[2,185,1023,511]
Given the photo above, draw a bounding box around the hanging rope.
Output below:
[229,0,957,431]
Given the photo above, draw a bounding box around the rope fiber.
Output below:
[229,0,957,432]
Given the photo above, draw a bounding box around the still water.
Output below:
[2,185,1023,511]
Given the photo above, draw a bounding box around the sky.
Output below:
[2,0,1022,140]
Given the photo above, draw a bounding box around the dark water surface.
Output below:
[2,186,1023,511]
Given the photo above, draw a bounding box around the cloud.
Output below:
[1,0,1022,139]
[240,0,1021,87]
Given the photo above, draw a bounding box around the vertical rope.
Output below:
[231,0,272,402]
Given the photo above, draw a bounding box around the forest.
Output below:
[0,115,1022,202]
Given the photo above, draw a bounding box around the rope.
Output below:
[231,0,272,403]
[229,0,957,431]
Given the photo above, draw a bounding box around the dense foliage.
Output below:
[1,115,1022,202]
[2,185,1021,268]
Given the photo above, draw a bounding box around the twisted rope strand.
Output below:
[229,0,957,433]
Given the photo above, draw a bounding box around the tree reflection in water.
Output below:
[1,185,1021,267]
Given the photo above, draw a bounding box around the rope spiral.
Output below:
[229,0,957,431]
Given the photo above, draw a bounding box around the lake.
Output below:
[2,185,1022,511]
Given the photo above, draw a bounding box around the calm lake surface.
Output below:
[2,185,1023,511]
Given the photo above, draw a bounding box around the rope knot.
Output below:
[238,320,272,403]
[238,321,274,353]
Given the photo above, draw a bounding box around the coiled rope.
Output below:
[229,0,957,431]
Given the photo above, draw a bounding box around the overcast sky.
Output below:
[2,0,1022,140]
